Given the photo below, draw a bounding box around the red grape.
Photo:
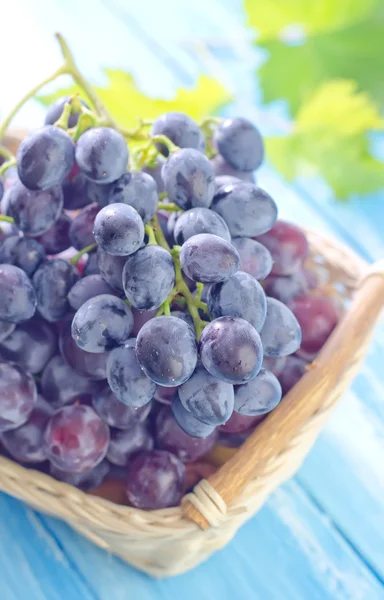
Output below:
[290,295,339,355]
[59,316,108,380]
[256,221,308,276]
[42,355,102,408]
[107,425,154,467]
[218,411,263,434]
[92,386,152,429]
[0,362,37,432]
[278,355,309,395]
[263,268,317,304]
[50,459,110,491]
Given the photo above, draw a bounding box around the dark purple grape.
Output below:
[0,362,37,432]
[151,112,205,156]
[35,213,71,255]
[166,210,181,245]
[83,252,99,277]
[0,264,37,323]
[208,271,267,332]
[136,316,197,387]
[162,148,215,210]
[180,233,240,283]
[213,117,264,172]
[255,221,309,276]
[59,316,108,380]
[231,237,272,280]
[290,295,339,355]
[260,298,302,357]
[155,405,217,462]
[44,96,89,128]
[170,310,195,333]
[211,154,255,182]
[62,171,92,210]
[218,411,262,434]
[71,294,133,353]
[174,207,231,245]
[0,321,15,343]
[278,355,309,395]
[94,203,144,256]
[142,156,166,193]
[69,202,100,250]
[68,274,118,311]
[125,449,185,509]
[44,405,110,472]
[178,362,234,426]
[122,245,175,310]
[108,172,158,224]
[0,235,45,276]
[97,247,125,292]
[262,355,287,377]
[75,127,128,184]
[17,126,75,191]
[234,368,282,416]
[1,395,53,463]
[107,424,154,467]
[200,316,263,384]
[86,180,114,208]
[106,341,156,408]
[92,385,152,429]
[263,269,317,304]
[215,175,242,191]
[0,317,57,374]
[49,459,109,491]
[212,182,277,238]
[154,385,178,406]
[33,258,79,322]
[171,396,216,438]
[131,307,157,336]
[42,355,102,408]
[8,182,63,236]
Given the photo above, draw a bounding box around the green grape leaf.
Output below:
[266,80,384,198]
[37,70,232,127]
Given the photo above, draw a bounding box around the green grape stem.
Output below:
[0,214,15,224]
[70,243,97,266]
[157,202,180,212]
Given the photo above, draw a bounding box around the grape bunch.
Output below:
[0,94,340,511]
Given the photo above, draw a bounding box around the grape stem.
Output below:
[157,202,180,212]
[0,214,14,223]
[0,146,14,161]
[70,243,97,266]
[145,224,157,245]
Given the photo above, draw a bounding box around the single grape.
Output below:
[71,294,133,353]
[122,245,175,310]
[278,355,309,395]
[208,271,267,332]
[35,213,71,255]
[255,221,309,276]
[44,96,89,128]
[93,203,144,256]
[108,172,158,224]
[151,112,205,156]
[234,368,282,416]
[155,405,218,462]
[218,411,262,434]
[8,182,63,236]
[0,264,37,323]
[289,295,339,355]
[170,310,195,333]
[96,247,125,292]
[262,355,287,377]
[136,316,197,387]
[106,340,156,407]
[180,233,240,283]
[171,396,216,438]
[0,317,57,374]
[174,207,231,245]
[142,156,166,193]
[162,148,215,210]
[211,154,255,182]
[260,297,302,357]
[231,238,272,280]
[0,220,18,243]
[17,126,75,190]
[200,316,263,384]
[0,235,45,277]
[69,202,100,250]
[75,127,128,184]
[107,424,154,467]
[83,252,99,277]
[212,182,277,238]
[0,321,15,343]
[125,449,185,509]
[215,175,242,192]
[85,179,114,208]
[50,459,109,491]
[44,405,110,472]
[42,355,102,408]
[131,307,157,336]
[59,316,108,380]
[62,170,92,210]
[1,395,53,463]
[178,362,234,426]
[92,385,152,429]
[68,274,118,311]
[166,210,181,245]
[0,362,37,432]
[263,269,317,304]
[33,259,79,322]
[213,117,264,172]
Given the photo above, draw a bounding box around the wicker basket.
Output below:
[1,134,384,577]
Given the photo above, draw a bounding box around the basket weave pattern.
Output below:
[0,230,383,577]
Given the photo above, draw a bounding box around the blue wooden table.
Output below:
[1,1,383,598]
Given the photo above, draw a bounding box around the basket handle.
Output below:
[182,260,384,529]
